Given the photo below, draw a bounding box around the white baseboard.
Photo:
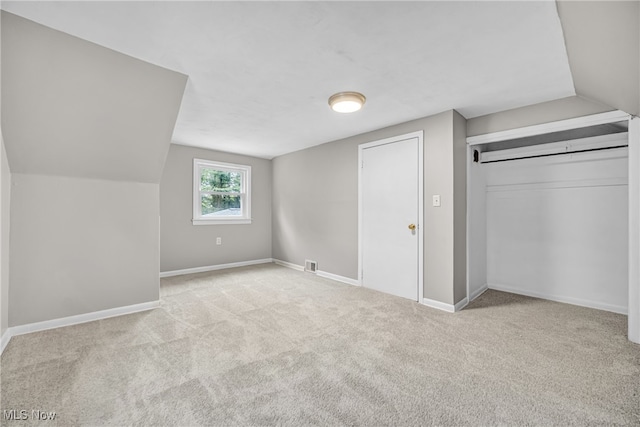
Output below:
[160,258,274,278]
[488,283,628,315]
[1,328,10,355]
[273,260,360,286]
[422,297,469,313]
[3,300,159,353]
[422,298,454,312]
[470,284,489,302]
[273,259,305,272]
[317,270,360,287]
[455,297,469,311]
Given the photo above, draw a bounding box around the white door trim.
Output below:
[358,131,424,302]
[466,144,472,306]
[628,117,639,344]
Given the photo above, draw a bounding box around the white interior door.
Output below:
[360,135,421,300]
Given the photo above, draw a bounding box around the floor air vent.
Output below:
[305,260,317,273]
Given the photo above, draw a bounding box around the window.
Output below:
[193,158,251,225]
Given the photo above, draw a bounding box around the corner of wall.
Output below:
[452,110,468,305]
[0,132,11,339]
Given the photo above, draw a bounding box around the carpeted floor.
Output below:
[1,263,639,426]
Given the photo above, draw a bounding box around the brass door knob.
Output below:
[408,224,416,231]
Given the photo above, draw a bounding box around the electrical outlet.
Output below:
[216,237,222,245]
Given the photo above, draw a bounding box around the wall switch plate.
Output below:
[216,237,222,245]
[433,195,441,207]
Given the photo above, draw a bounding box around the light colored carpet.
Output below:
[1,263,639,426]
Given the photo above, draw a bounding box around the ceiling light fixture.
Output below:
[328,91,366,113]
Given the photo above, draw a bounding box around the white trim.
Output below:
[273,259,305,272]
[417,135,424,303]
[488,283,627,315]
[317,270,361,287]
[358,142,363,288]
[469,284,489,302]
[466,144,472,311]
[192,218,252,225]
[628,117,640,343]
[6,300,159,340]
[421,297,467,313]
[1,329,11,355]
[357,131,425,151]
[422,298,455,312]
[358,131,424,302]
[160,258,273,278]
[467,110,630,146]
[454,297,469,312]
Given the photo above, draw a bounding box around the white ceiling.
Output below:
[2,1,575,159]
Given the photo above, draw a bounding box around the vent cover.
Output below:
[304,260,317,273]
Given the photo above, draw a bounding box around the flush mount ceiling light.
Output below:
[328,91,366,113]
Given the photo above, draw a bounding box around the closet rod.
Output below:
[481,144,628,164]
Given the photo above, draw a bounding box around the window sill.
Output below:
[192,218,252,225]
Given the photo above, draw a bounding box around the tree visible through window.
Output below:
[193,159,251,225]
[200,168,242,216]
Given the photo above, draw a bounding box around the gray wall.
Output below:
[160,144,272,272]
[467,96,612,137]
[0,12,7,338]
[273,110,466,305]
[452,111,467,304]
[9,175,160,326]
[1,136,9,336]
[422,111,467,305]
[557,1,639,116]
[422,111,456,305]
[468,144,487,301]
[272,132,358,278]
[2,12,186,327]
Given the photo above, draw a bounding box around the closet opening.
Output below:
[467,116,630,316]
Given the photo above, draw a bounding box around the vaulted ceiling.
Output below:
[2,1,637,159]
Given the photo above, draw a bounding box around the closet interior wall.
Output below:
[468,126,629,314]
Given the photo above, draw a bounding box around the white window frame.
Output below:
[192,158,251,225]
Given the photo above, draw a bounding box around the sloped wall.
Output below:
[1,12,186,182]
[557,1,639,116]
[1,13,187,327]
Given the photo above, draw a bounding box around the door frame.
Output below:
[358,131,424,302]
[466,110,639,344]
